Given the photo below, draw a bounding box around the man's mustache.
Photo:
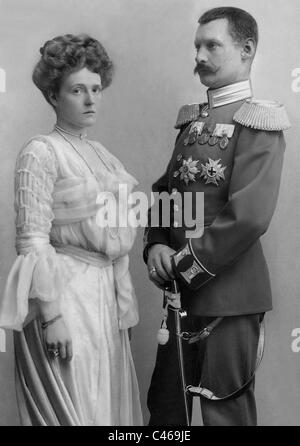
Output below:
[194,64,215,75]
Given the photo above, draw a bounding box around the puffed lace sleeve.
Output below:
[0,137,61,331]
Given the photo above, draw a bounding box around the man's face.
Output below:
[194,18,247,89]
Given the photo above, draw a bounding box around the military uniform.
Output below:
[144,80,290,426]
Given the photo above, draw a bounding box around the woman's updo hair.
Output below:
[32,34,114,104]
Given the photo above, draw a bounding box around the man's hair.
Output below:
[198,7,259,48]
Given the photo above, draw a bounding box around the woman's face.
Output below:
[52,67,102,132]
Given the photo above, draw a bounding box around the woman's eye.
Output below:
[72,88,82,94]
[93,86,102,94]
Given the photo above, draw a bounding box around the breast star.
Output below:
[200,158,226,186]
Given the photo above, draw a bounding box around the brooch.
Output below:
[200,158,227,186]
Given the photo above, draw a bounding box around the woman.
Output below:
[0,34,143,426]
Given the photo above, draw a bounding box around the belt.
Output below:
[52,243,113,269]
[52,243,139,330]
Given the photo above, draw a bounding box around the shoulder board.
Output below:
[233,98,291,131]
[175,103,202,129]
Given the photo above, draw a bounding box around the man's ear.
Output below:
[241,38,256,60]
[48,90,58,108]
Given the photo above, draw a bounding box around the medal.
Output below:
[208,135,219,146]
[219,135,229,150]
[188,133,197,145]
[213,124,235,151]
[185,121,205,146]
[190,121,205,135]
[198,132,210,145]
[189,121,205,145]
[198,122,213,145]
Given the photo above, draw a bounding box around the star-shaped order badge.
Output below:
[178,157,200,185]
[200,158,226,186]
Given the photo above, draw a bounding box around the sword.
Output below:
[164,281,191,426]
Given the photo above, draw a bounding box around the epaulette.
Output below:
[233,98,291,131]
[175,103,202,129]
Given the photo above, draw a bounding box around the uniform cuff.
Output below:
[172,240,215,290]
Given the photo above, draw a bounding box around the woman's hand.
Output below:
[37,300,73,361]
[43,317,73,361]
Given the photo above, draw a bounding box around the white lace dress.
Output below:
[0,132,143,426]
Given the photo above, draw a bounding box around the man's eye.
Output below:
[208,43,217,50]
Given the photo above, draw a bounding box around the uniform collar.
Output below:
[207,80,253,109]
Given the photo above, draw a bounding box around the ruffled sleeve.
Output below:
[0,137,61,331]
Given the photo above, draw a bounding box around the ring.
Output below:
[48,348,60,357]
[149,267,157,276]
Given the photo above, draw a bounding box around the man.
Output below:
[144,7,290,426]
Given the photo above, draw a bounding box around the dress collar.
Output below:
[207,80,253,109]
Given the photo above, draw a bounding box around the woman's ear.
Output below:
[241,38,256,60]
[48,90,58,108]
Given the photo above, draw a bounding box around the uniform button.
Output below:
[173,221,179,228]
[174,205,179,211]
[172,188,178,195]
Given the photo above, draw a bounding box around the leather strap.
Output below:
[186,320,265,401]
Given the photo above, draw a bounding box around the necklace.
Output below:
[54,126,113,176]
[54,124,87,140]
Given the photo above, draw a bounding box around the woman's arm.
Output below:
[4,137,72,359]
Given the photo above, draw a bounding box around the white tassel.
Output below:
[157,304,170,345]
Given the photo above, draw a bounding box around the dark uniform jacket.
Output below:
[144,80,290,317]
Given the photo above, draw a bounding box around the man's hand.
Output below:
[147,244,176,289]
